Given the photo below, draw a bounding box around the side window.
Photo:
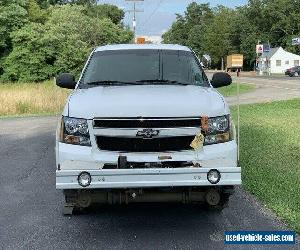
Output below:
[285,60,289,65]
[294,60,299,66]
[276,60,281,67]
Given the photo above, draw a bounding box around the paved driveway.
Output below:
[0,117,299,250]
[207,73,300,105]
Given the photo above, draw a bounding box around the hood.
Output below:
[67,85,228,119]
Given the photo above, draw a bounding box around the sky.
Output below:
[97,0,248,36]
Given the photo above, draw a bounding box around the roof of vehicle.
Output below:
[94,44,191,52]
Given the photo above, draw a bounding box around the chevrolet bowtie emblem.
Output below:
[136,128,160,139]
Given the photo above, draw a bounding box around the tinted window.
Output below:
[82,50,160,83]
[161,50,204,85]
[80,49,207,87]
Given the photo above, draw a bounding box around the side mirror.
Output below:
[211,72,232,88]
[56,73,76,89]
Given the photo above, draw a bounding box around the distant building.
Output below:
[258,47,300,74]
[137,35,162,44]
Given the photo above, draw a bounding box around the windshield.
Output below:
[79,49,208,87]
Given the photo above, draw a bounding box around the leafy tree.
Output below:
[0,0,28,53]
[1,5,133,82]
[47,0,96,5]
[27,0,48,23]
[162,2,214,58]
[202,7,237,66]
[162,15,188,45]
[85,4,125,25]
[1,22,53,81]
[163,0,300,70]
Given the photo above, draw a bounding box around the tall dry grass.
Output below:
[0,81,71,116]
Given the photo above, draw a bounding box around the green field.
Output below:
[218,82,255,97]
[231,99,300,233]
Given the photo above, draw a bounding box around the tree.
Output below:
[27,0,48,23]
[85,4,125,25]
[1,5,133,82]
[162,15,188,45]
[0,0,28,53]
[162,2,214,57]
[47,0,96,5]
[163,0,300,69]
[1,22,54,81]
[202,6,238,66]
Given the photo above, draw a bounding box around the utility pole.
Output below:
[125,0,144,40]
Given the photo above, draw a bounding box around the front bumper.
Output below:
[56,167,241,189]
[56,140,241,189]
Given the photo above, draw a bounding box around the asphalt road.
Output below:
[207,72,300,105]
[0,116,299,250]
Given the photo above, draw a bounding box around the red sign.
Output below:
[256,45,263,54]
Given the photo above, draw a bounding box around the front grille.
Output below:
[93,117,201,128]
[96,136,194,152]
[103,161,194,169]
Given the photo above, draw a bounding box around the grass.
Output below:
[231,99,300,233]
[218,82,255,97]
[0,81,70,117]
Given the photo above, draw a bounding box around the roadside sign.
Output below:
[263,44,270,52]
[136,37,145,44]
[256,44,263,54]
[292,38,300,46]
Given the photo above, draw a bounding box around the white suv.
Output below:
[55,44,241,215]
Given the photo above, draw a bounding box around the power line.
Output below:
[140,0,164,27]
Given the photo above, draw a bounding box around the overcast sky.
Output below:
[97,0,248,36]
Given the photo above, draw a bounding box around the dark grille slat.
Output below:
[93,118,201,128]
[96,136,194,152]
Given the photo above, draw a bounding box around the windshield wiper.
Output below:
[136,79,190,85]
[85,80,140,85]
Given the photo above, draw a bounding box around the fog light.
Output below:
[207,169,221,184]
[78,172,91,187]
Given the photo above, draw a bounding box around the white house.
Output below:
[258,47,300,74]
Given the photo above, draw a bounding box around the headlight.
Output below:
[208,115,229,134]
[204,115,231,145]
[60,116,91,146]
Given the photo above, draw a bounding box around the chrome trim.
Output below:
[93,117,201,121]
[93,127,201,137]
